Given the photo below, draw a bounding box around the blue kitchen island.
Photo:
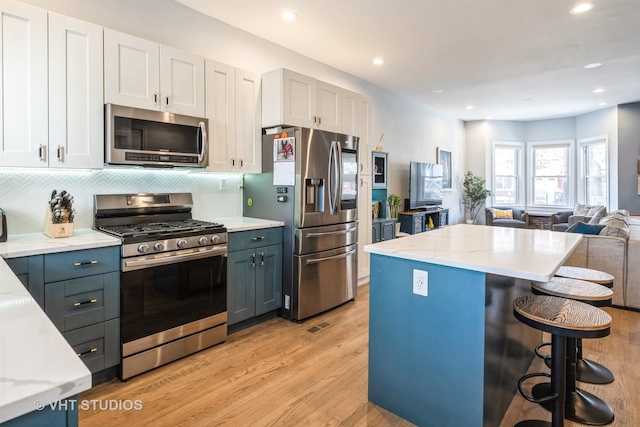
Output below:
[364,224,583,426]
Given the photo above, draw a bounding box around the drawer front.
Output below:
[45,272,120,332]
[229,227,283,252]
[63,319,120,373]
[44,246,120,283]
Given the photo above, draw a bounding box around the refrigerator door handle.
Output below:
[335,142,343,214]
[305,248,357,265]
[328,141,336,215]
[306,226,357,238]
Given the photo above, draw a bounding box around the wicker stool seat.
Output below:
[514,295,611,427]
[530,278,615,425]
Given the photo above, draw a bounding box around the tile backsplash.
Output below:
[0,168,243,235]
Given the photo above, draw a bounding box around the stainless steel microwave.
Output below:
[105,104,208,168]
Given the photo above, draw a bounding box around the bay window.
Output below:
[492,142,524,206]
[579,136,608,206]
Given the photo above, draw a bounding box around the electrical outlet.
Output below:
[413,269,428,297]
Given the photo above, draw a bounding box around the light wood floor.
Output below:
[80,285,640,426]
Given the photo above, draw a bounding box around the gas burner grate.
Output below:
[99,220,225,238]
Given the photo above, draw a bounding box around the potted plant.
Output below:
[387,193,402,219]
[462,171,492,224]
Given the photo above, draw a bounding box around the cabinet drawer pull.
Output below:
[74,260,98,266]
[77,347,98,357]
[73,298,97,307]
[251,236,265,241]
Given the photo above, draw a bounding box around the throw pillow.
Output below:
[587,206,607,224]
[574,203,591,216]
[493,209,513,219]
[599,210,630,239]
[565,221,605,235]
[599,225,630,240]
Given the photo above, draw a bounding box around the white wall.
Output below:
[6,0,467,229]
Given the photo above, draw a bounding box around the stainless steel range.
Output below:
[94,193,227,380]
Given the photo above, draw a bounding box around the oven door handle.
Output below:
[123,245,227,271]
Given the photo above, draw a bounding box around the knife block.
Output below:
[42,207,74,238]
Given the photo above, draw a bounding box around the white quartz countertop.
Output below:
[365,224,583,282]
[211,217,284,232]
[0,229,121,259]
[0,258,92,423]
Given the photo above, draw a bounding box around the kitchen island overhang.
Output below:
[364,224,583,426]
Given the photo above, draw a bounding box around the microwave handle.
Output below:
[198,121,208,164]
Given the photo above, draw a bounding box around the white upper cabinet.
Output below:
[159,46,205,117]
[48,12,104,169]
[104,29,205,117]
[205,60,261,173]
[206,60,236,172]
[0,0,48,167]
[343,89,372,175]
[234,68,261,173]
[262,68,343,132]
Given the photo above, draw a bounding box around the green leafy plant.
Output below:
[462,171,492,224]
[388,193,402,218]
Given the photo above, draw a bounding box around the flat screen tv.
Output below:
[409,162,443,209]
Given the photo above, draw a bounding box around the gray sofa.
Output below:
[485,207,528,228]
[551,204,606,232]
[561,213,640,310]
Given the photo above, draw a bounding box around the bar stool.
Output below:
[530,277,615,425]
[554,266,615,385]
[514,295,612,427]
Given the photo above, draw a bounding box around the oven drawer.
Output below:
[45,271,120,332]
[228,227,283,251]
[44,246,120,283]
[63,319,120,373]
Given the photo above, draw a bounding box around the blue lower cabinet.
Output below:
[2,396,78,427]
[227,244,283,325]
[9,247,121,377]
[227,229,283,327]
[7,255,44,309]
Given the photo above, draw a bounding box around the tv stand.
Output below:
[398,208,449,234]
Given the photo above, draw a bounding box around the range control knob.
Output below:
[137,244,149,254]
[154,242,165,252]
[177,239,188,249]
[211,235,220,244]
[198,236,208,245]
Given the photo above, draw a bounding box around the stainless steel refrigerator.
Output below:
[243,127,358,320]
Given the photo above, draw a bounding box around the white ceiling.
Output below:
[175,0,640,122]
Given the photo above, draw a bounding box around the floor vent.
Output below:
[307,322,332,333]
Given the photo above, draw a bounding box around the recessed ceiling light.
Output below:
[432,89,444,94]
[598,102,608,106]
[584,62,602,69]
[592,88,606,93]
[570,2,595,14]
[524,98,533,102]
[466,105,474,110]
[372,57,384,65]
[281,11,298,21]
